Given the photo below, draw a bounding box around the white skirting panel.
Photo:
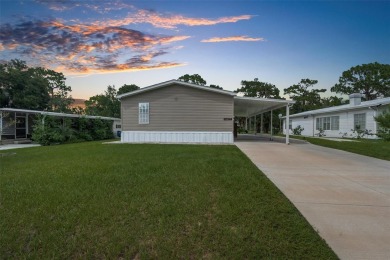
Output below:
[121,131,233,144]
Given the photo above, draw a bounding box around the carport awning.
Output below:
[234,96,294,117]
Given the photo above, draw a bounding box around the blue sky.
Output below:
[1,0,389,99]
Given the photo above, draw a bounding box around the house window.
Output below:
[138,103,149,124]
[115,124,121,129]
[316,116,339,130]
[331,116,339,130]
[354,113,366,130]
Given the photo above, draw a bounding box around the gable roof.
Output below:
[117,79,236,99]
[286,97,390,118]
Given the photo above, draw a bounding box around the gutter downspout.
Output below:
[286,105,290,145]
[312,114,315,137]
[369,105,381,136]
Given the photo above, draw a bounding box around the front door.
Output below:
[15,114,27,139]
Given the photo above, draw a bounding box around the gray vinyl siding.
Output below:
[121,84,234,132]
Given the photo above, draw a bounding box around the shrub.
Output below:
[32,115,113,145]
[292,125,304,135]
[350,126,373,139]
[375,109,390,141]
[315,128,326,137]
[32,115,69,145]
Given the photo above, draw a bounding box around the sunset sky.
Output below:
[1,0,389,99]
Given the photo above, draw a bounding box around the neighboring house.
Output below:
[118,80,294,144]
[283,94,390,138]
[0,108,121,143]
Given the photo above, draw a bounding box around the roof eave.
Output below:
[283,99,390,119]
[0,108,120,121]
[117,79,236,99]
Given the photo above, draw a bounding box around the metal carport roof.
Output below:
[0,108,120,121]
[234,96,294,117]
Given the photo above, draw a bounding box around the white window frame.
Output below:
[354,113,366,130]
[316,116,339,130]
[138,103,149,124]
[331,116,339,130]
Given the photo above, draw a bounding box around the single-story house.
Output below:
[282,93,390,138]
[117,80,294,144]
[0,108,121,143]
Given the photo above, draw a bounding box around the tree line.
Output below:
[1,59,389,119]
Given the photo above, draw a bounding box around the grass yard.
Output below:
[0,141,337,259]
[290,136,390,161]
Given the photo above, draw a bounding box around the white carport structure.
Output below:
[0,108,121,142]
[234,96,294,144]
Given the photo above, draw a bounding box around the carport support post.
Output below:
[270,110,273,140]
[25,113,29,137]
[260,113,263,134]
[254,115,257,134]
[286,105,290,145]
[0,111,2,143]
[42,115,45,130]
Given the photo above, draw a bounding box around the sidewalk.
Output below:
[0,144,40,151]
[235,141,390,260]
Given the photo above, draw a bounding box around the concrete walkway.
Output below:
[235,141,390,260]
[0,144,40,150]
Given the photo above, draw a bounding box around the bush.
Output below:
[315,128,326,137]
[292,125,304,135]
[375,109,390,141]
[350,126,373,139]
[32,115,113,145]
[238,127,248,134]
[32,115,67,145]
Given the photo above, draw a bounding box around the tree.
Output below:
[321,96,346,108]
[117,84,140,95]
[0,59,73,111]
[331,62,390,100]
[0,60,50,110]
[178,74,207,86]
[85,85,120,118]
[209,84,223,89]
[236,78,281,98]
[284,79,326,113]
[85,83,140,118]
[177,74,224,89]
[32,67,73,112]
[235,78,282,133]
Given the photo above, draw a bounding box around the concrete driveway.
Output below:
[235,141,390,260]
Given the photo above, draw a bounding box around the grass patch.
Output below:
[288,135,390,161]
[0,142,337,259]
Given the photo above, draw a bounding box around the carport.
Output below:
[234,96,294,144]
[0,108,121,143]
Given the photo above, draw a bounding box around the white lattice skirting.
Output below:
[121,131,233,144]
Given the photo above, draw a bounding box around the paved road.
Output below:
[235,141,390,260]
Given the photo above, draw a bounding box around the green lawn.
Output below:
[0,142,337,259]
[290,136,390,161]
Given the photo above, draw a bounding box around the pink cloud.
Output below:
[93,10,254,29]
[201,36,265,43]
